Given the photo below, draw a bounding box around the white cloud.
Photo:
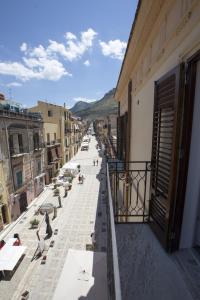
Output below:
[7,82,22,87]
[99,39,127,60]
[84,60,90,66]
[65,32,77,40]
[20,42,27,52]
[0,58,70,81]
[0,28,97,82]
[48,28,97,61]
[73,97,96,103]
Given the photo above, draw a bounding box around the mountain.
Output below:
[70,101,93,114]
[70,88,117,120]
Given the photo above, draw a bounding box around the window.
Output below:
[9,135,14,154]
[47,133,50,143]
[16,170,23,188]
[48,110,53,117]
[33,132,40,149]
[37,160,42,174]
[18,134,23,153]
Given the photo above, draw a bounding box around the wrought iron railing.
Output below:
[108,160,151,223]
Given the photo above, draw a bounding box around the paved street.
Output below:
[0,136,108,300]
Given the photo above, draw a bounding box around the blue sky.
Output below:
[0,0,138,108]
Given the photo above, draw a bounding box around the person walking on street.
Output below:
[96,159,98,166]
[93,159,95,166]
[78,174,82,184]
[81,174,85,183]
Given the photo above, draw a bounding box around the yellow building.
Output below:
[29,101,83,183]
[29,101,70,182]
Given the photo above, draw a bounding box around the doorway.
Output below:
[1,205,7,224]
[19,192,28,213]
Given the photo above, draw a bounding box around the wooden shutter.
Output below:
[150,65,184,251]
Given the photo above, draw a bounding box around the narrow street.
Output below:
[0,136,108,300]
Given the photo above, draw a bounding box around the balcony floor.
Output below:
[116,223,193,300]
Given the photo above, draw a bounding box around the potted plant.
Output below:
[30,218,39,229]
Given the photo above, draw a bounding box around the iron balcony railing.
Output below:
[0,108,42,121]
[45,139,61,146]
[108,160,151,223]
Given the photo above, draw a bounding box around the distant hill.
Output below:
[70,88,117,120]
[70,101,93,114]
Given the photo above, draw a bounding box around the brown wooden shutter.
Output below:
[150,65,184,251]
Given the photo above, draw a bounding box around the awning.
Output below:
[0,245,26,271]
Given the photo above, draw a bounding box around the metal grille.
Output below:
[108,160,151,223]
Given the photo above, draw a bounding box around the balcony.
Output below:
[107,160,196,300]
[10,146,29,157]
[0,108,42,121]
[45,139,61,147]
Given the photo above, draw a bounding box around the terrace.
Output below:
[106,160,200,300]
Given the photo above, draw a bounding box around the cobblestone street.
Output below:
[0,136,108,300]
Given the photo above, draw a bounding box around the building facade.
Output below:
[115,0,200,252]
[29,101,83,183]
[0,106,45,222]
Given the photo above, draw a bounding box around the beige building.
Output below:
[29,101,83,183]
[115,0,200,252]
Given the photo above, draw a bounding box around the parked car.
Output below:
[81,142,89,151]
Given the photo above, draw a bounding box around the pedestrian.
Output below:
[78,174,82,184]
[93,159,95,166]
[81,174,85,183]
[13,233,21,246]
[58,195,62,208]
[32,230,45,260]
[96,159,98,166]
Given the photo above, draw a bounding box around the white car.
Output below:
[81,142,89,150]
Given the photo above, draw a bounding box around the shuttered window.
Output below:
[150,65,184,251]
[118,113,128,161]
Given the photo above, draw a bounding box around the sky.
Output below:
[0,0,138,108]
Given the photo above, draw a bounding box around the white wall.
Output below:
[129,21,200,162]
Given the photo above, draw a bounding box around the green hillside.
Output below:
[70,88,117,120]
